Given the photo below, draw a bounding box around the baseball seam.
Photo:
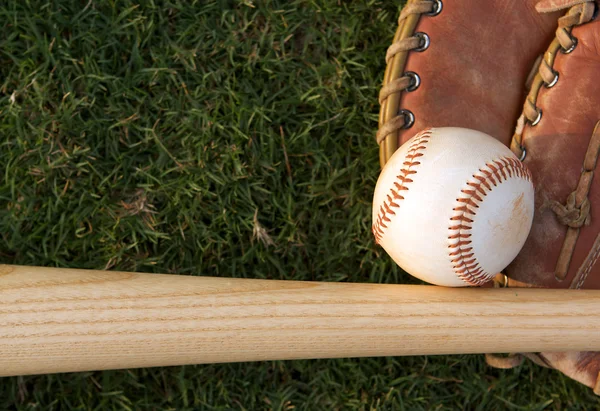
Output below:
[372,129,432,244]
[448,157,532,286]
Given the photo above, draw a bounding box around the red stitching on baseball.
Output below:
[373,129,432,244]
[448,157,532,286]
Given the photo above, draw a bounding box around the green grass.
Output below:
[0,0,598,409]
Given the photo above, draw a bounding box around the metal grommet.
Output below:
[545,71,559,88]
[530,110,542,126]
[404,71,421,92]
[399,109,415,129]
[561,36,578,54]
[426,0,443,16]
[413,32,430,52]
[519,147,527,161]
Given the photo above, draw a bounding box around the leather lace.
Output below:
[376,1,436,146]
[511,1,597,157]
[545,193,591,228]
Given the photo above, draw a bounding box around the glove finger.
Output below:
[378,0,563,167]
[506,2,600,289]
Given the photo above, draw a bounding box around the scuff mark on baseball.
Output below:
[372,127,535,287]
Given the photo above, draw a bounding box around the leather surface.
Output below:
[535,352,600,394]
[398,0,562,147]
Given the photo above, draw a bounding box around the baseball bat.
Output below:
[1,264,600,377]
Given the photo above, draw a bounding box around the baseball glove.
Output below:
[376,0,600,393]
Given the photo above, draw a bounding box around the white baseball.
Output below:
[372,127,535,287]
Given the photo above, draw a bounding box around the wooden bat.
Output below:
[1,264,600,377]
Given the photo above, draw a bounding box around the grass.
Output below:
[0,0,598,409]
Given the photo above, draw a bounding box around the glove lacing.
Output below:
[376,0,442,160]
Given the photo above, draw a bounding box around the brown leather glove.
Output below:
[376,0,600,394]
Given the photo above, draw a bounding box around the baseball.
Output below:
[372,127,535,287]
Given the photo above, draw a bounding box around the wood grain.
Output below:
[1,264,600,376]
